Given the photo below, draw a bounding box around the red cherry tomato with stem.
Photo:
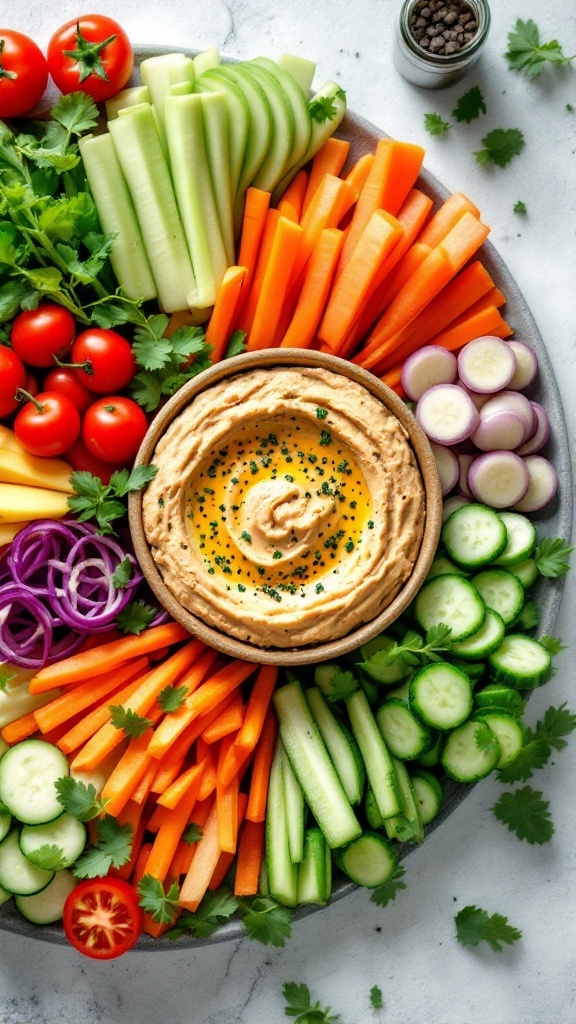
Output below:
[61,329,136,394]
[14,389,81,457]
[47,16,133,103]
[44,368,93,414]
[83,396,148,464]
[0,348,26,419]
[64,438,124,486]
[0,29,49,118]
[63,878,143,960]
[11,304,76,368]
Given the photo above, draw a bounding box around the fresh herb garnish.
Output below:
[538,635,567,656]
[224,329,247,358]
[492,786,554,845]
[111,556,134,589]
[55,777,109,821]
[424,112,451,136]
[25,844,68,871]
[361,624,452,675]
[137,875,180,925]
[534,537,573,577]
[169,888,240,940]
[237,895,293,946]
[505,19,575,79]
[67,465,158,536]
[474,128,525,168]
[283,982,341,1023]
[130,317,213,412]
[513,200,527,215]
[72,815,133,878]
[183,823,203,845]
[452,85,487,123]
[370,865,407,907]
[455,905,522,952]
[370,985,384,1010]
[499,702,576,784]
[115,600,157,635]
[109,705,153,738]
[158,684,189,713]
[320,667,359,703]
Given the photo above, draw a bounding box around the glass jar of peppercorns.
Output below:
[394,0,491,88]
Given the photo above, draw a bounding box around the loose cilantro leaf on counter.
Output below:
[138,875,180,925]
[492,786,554,844]
[513,200,527,215]
[73,816,133,878]
[505,19,575,79]
[497,739,550,784]
[370,865,407,908]
[55,777,109,821]
[158,684,189,713]
[238,895,293,947]
[115,601,157,636]
[283,982,341,1022]
[26,844,68,871]
[112,556,134,589]
[224,329,247,358]
[452,86,486,123]
[424,112,451,136]
[370,985,384,1010]
[110,705,153,738]
[535,538,573,578]
[183,823,203,845]
[534,702,576,751]
[67,465,158,535]
[455,905,522,952]
[474,128,525,168]
[498,703,576,783]
[169,889,239,941]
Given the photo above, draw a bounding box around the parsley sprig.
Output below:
[492,786,554,845]
[424,112,451,137]
[55,777,109,821]
[67,465,158,536]
[129,313,213,412]
[455,904,522,952]
[474,128,525,168]
[26,844,68,871]
[534,538,573,578]
[168,888,240,940]
[370,865,407,908]
[283,982,341,1023]
[497,703,576,784]
[138,875,181,925]
[360,625,452,681]
[505,19,575,79]
[109,705,153,739]
[72,815,133,878]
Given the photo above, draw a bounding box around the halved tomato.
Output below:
[63,878,143,959]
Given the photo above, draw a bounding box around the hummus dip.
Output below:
[142,367,425,648]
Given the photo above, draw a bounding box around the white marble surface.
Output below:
[2,1,575,1021]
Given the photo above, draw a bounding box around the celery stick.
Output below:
[165,93,228,308]
[199,92,234,266]
[272,80,347,204]
[105,85,150,121]
[193,47,221,77]
[195,71,249,205]
[108,104,198,312]
[139,53,186,155]
[169,57,195,87]
[78,134,156,302]
[170,81,193,97]
[278,53,316,94]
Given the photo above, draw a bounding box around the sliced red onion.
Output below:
[0,586,52,669]
[468,451,529,509]
[457,336,517,394]
[515,403,551,457]
[458,454,475,498]
[478,392,535,442]
[430,443,459,496]
[401,346,457,401]
[513,456,558,513]
[416,385,480,445]
[507,341,538,391]
[472,410,527,452]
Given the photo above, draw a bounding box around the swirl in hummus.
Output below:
[142,367,425,648]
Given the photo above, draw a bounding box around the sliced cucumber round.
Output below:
[337,832,398,888]
[20,813,87,870]
[488,634,552,689]
[479,712,525,768]
[376,699,435,760]
[409,663,473,731]
[414,574,485,642]
[471,569,525,626]
[15,869,77,925]
[507,558,539,589]
[410,769,442,825]
[0,740,68,825]
[441,718,501,782]
[0,810,11,843]
[0,831,54,896]
[442,504,507,569]
[357,635,409,686]
[416,733,442,768]
[449,608,506,661]
[474,683,525,718]
[426,555,469,580]
[446,657,486,683]
[495,512,537,566]
[0,882,11,907]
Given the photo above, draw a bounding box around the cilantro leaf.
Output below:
[474,720,498,754]
[183,823,203,845]
[533,702,576,752]
[128,317,212,412]
[25,844,68,871]
[455,905,522,952]
[169,888,239,941]
[50,92,99,135]
[158,684,189,713]
[109,465,158,497]
[505,19,575,79]
[73,815,133,878]
[518,600,539,630]
[362,624,452,680]
[112,556,134,590]
[309,97,338,124]
[138,875,180,924]
[370,865,407,908]
[538,635,567,656]
[497,739,550,784]
[424,112,452,136]
[130,371,163,413]
[169,325,207,362]
[54,777,109,821]
[474,128,525,168]
[67,465,157,535]
[535,537,573,577]
[492,786,554,844]
[452,86,486,123]
[133,333,173,371]
[224,329,247,358]
[115,601,157,636]
[370,985,384,1010]
[109,704,153,738]
[283,982,341,1022]
[498,703,576,783]
[238,895,293,947]
[513,200,527,215]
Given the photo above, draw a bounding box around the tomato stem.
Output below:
[0,39,17,81]
[15,389,44,413]
[53,354,94,375]
[62,22,117,83]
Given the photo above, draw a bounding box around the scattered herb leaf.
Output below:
[452,85,486,123]
[115,600,157,636]
[505,19,575,79]
[492,786,554,844]
[55,777,109,821]
[424,112,451,136]
[109,704,153,739]
[474,128,525,168]
[370,865,407,907]
[535,538,573,578]
[455,904,522,952]
[73,815,133,878]
[138,875,180,924]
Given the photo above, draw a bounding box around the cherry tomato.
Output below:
[11,304,76,368]
[44,368,93,413]
[0,347,26,418]
[68,329,136,394]
[14,390,81,457]
[63,878,143,960]
[24,371,39,398]
[47,16,133,103]
[83,396,148,464]
[64,438,123,485]
[0,29,49,118]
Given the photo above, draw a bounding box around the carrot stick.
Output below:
[201,700,244,745]
[219,665,278,787]
[209,792,248,890]
[70,641,204,772]
[245,709,278,823]
[100,706,164,818]
[179,801,222,911]
[110,800,147,881]
[2,712,39,745]
[351,241,432,359]
[319,209,403,351]
[146,803,171,833]
[197,744,218,802]
[301,137,351,217]
[418,192,481,248]
[381,365,403,390]
[158,762,206,810]
[149,690,237,795]
[337,138,425,277]
[235,208,281,334]
[56,660,149,755]
[130,759,159,805]
[205,266,248,363]
[246,216,303,351]
[148,659,257,760]
[144,762,205,882]
[279,229,344,349]
[344,152,375,196]
[234,819,265,897]
[29,622,188,693]
[78,628,123,652]
[277,169,308,222]
[132,842,153,889]
[217,739,240,854]
[427,304,513,350]
[233,187,271,318]
[170,796,215,877]
[34,659,151,735]
[289,175,354,289]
